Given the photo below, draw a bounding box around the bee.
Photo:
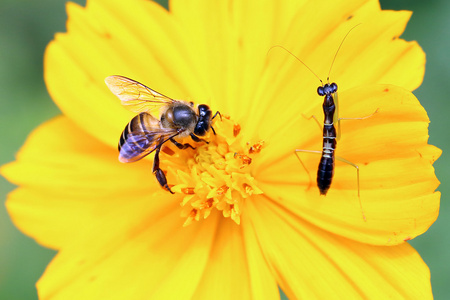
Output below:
[105,75,221,194]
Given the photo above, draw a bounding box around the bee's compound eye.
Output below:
[198,105,210,117]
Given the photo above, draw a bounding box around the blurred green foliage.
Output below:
[0,0,448,299]
[0,1,84,299]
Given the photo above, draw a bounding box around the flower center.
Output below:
[170,117,264,226]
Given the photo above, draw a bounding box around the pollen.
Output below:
[171,117,263,226]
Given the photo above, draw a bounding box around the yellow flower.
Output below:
[1,0,441,299]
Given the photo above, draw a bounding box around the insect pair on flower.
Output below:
[105,25,375,217]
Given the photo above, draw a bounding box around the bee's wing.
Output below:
[119,127,180,163]
[105,75,177,113]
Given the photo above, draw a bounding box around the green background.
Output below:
[0,0,448,299]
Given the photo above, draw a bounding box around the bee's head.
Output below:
[194,104,212,136]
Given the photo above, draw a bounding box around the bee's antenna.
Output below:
[327,23,362,81]
[267,45,323,86]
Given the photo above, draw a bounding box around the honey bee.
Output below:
[105,75,221,194]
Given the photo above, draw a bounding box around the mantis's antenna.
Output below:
[267,45,323,85]
[267,23,362,84]
[327,23,362,81]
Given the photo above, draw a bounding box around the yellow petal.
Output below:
[45,0,208,148]
[241,214,281,299]
[37,208,220,300]
[2,116,279,299]
[2,116,164,249]
[191,218,279,299]
[254,85,440,245]
[170,0,265,119]
[270,0,423,90]
[246,198,432,299]
[252,0,424,140]
[2,118,228,299]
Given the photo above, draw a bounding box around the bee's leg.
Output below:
[153,146,174,194]
[209,111,222,136]
[170,138,196,150]
[212,111,222,120]
[190,133,209,144]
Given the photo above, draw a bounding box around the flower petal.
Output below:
[246,197,433,299]
[270,0,424,90]
[191,218,280,299]
[247,0,424,140]
[254,85,440,245]
[45,0,208,148]
[171,0,292,121]
[2,116,227,299]
[2,116,168,249]
[37,208,220,299]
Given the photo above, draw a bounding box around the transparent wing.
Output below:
[105,75,177,113]
[119,127,181,163]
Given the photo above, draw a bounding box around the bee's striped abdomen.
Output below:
[118,112,161,163]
